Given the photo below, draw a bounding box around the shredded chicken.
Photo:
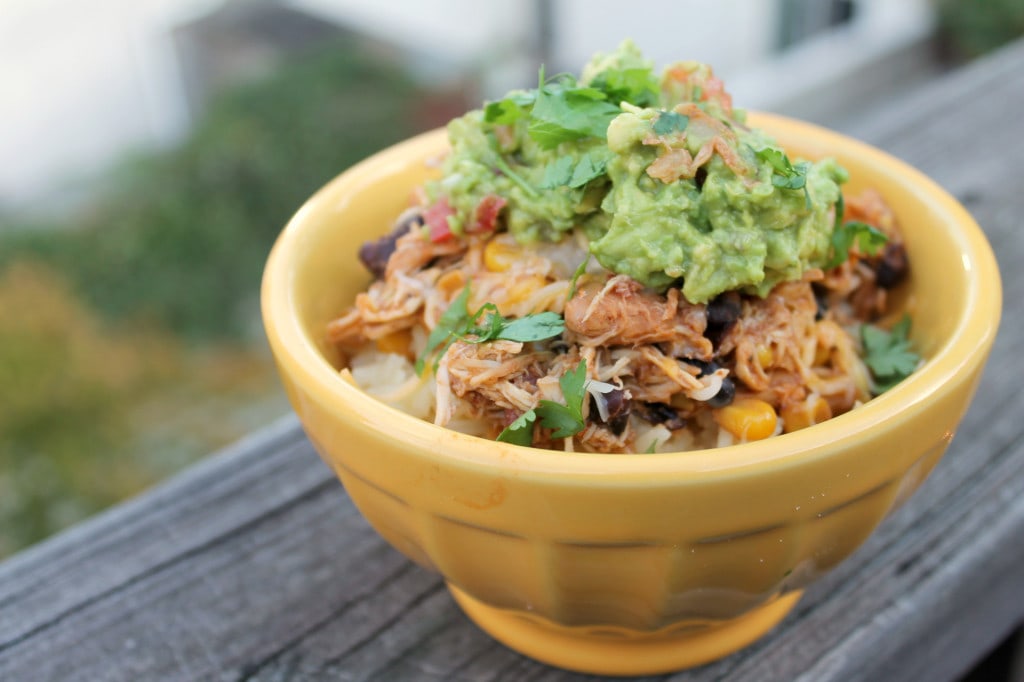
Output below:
[328,187,905,454]
[565,275,712,359]
[644,103,752,182]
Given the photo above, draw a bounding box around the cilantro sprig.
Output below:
[588,67,660,108]
[568,255,592,299]
[484,64,661,151]
[497,360,590,446]
[861,314,921,393]
[415,284,565,374]
[483,91,535,125]
[753,145,812,207]
[828,221,888,269]
[528,70,622,150]
[539,150,612,189]
[825,194,889,268]
[652,110,689,136]
[468,306,566,345]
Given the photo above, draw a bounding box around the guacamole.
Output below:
[429,40,848,303]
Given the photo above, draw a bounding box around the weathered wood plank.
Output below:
[2,39,1024,682]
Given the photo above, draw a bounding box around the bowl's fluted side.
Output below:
[279,351,981,630]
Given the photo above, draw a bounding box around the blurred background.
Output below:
[1,0,1021,558]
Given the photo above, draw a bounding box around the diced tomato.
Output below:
[470,194,507,233]
[703,76,733,115]
[422,197,456,242]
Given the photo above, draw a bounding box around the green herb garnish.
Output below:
[416,284,565,374]
[497,360,590,445]
[568,255,592,299]
[652,110,689,136]
[753,145,812,207]
[538,150,612,189]
[528,70,622,150]
[483,91,535,125]
[496,409,537,446]
[488,64,663,151]
[467,308,566,344]
[416,284,472,374]
[861,314,921,393]
[827,221,888,269]
[588,67,660,108]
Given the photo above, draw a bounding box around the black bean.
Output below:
[635,402,686,431]
[590,388,632,435]
[812,283,829,321]
[685,358,720,377]
[874,242,909,288]
[357,211,422,279]
[694,167,708,191]
[705,377,736,408]
[705,291,742,347]
[603,389,631,421]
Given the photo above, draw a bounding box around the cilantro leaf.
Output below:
[462,306,565,345]
[528,74,621,149]
[495,312,565,342]
[416,284,471,374]
[558,359,588,421]
[589,67,660,107]
[568,255,591,299]
[535,401,583,438]
[535,359,589,438]
[539,150,610,190]
[496,360,590,445]
[470,303,505,341]
[416,285,565,374]
[861,315,921,393]
[497,409,537,446]
[770,163,809,191]
[483,91,535,125]
[538,156,574,189]
[754,146,791,175]
[754,146,812,207]
[568,151,611,187]
[827,220,889,269]
[652,111,689,136]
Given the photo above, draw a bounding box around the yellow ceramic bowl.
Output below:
[261,114,1001,676]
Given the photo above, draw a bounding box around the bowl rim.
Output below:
[262,112,1002,481]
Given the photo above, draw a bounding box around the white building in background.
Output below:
[0,0,217,213]
[0,0,934,214]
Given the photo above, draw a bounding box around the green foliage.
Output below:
[935,0,1024,60]
[496,360,590,446]
[0,261,287,555]
[0,41,424,556]
[0,41,421,341]
[0,263,168,552]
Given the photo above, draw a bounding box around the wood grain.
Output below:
[2,39,1024,682]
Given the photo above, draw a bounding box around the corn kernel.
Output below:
[508,275,547,303]
[781,395,832,433]
[483,237,522,272]
[436,270,466,299]
[375,328,413,356]
[756,345,774,368]
[814,343,832,366]
[496,275,548,315]
[714,398,778,441]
